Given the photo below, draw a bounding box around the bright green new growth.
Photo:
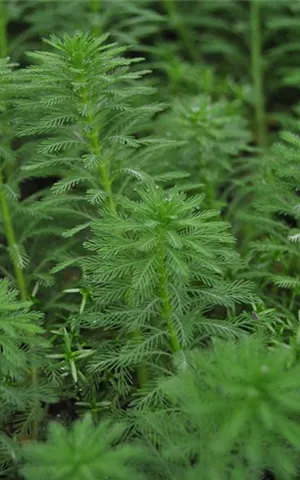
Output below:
[79,183,255,397]
[132,336,300,480]
[21,414,146,480]
[17,31,163,211]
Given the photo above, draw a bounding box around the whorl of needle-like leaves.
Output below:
[77,183,255,395]
[154,94,251,207]
[16,31,164,200]
[0,278,55,472]
[132,336,300,480]
[21,414,147,480]
[239,128,300,321]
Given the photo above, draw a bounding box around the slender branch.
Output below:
[87,130,116,214]
[80,90,116,214]
[0,168,27,300]
[250,0,267,147]
[90,0,101,37]
[80,86,149,386]
[30,369,40,440]
[98,162,116,215]
[158,237,181,353]
[90,0,100,14]
[133,329,149,387]
[0,168,40,439]
[0,0,8,58]
[80,72,149,386]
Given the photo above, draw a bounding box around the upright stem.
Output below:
[90,0,101,37]
[30,369,39,440]
[163,0,198,63]
[80,82,149,387]
[0,168,40,439]
[0,0,8,58]
[158,237,181,353]
[89,134,116,214]
[82,94,116,214]
[133,329,148,387]
[81,87,150,387]
[250,0,267,148]
[0,168,27,299]
[1,5,41,436]
[98,162,116,214]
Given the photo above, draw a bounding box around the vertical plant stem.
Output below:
[83,89,149,386]
[250,0,267,148]
[30,369,39,440]
[90,135,116,214]
[81,85,148,386]
[0,168,39,440]
[90,0,101,37]
[162,0,198,63]
[98,162,116,215]
[80,87,116,214]
[1,4,41,438]
[289,289,296,312]
[133,329,148,387]
[158,237,181,353]
[0,0,8,58]
[0,168,27,300]
[125,276,148,387]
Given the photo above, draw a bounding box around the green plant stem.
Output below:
[250,0,267,148]
[80,85,116,214]
[0,0,8,58]
[30,369,40,440]
[133,329,148,386]
[0,168,40,440]
[125,279,148,387]
[0,168,27,300]
[158,237,181,353]
[204,173,216,209]
[162,0,198,63]
[98,162,116,214]
[81,84,148,386]
[288,288,296,311]
[90,0,101,37]
[82,88,148,385]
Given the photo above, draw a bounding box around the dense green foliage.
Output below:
[1,1,300,479]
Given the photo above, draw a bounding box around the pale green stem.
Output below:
[250,0,267,148]
[0,168,27,299]
[90,0,100,13]
[0,168,40,440]
[30,369,39,440]
[133,329,148,387]
[125,280,148,387]
[98,162,116,215]
[0,0,8,58]
[80,89,116,214]
[89,134,116,214]
[90,0,101,37]
[158,237,181,353]
[81,88,149,385]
